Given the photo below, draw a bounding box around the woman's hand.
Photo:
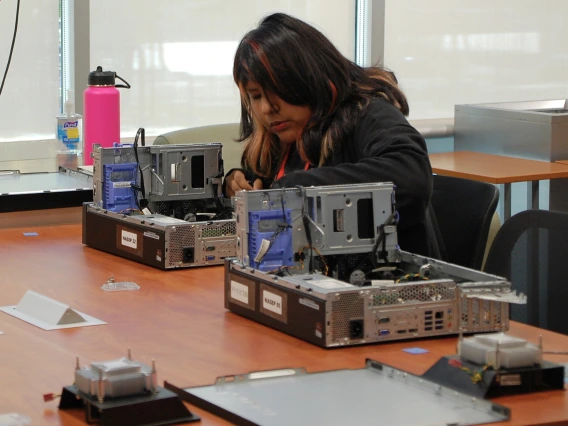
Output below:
[225,170,263,197]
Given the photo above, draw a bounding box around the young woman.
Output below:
[225,13,442,258]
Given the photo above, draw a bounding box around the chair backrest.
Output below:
[152,123,242,173]
[484,209,568,335]
[430,174,499,270]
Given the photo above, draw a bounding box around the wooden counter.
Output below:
[0,225,566,425]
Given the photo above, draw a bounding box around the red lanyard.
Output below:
[276,145,310,180]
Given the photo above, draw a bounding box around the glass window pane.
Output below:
[384,0,568,120]
[0,1,60,142]
[89,0,355,137]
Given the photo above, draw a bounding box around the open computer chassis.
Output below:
[224,183,524,348]
[83,203,236,269]
[225,254,520,348]
[83,142,236,269]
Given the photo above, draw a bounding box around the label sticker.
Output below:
[262,290,282,315]
[230,281,249,304]
[315,322,323,339]
[116,225,143,257]
[254,239,271,263]
[259,283,287,323]
[228,275,256,311]
[121,230,137,249]
[299,298,320,310]
[499,374,522,386]
[113,181,132,188]
[58,120,80,143]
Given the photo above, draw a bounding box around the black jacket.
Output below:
[228,98,443,258]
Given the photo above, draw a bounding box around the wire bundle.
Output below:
[448,358,493,384]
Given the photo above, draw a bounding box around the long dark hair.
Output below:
[233,12,408,178]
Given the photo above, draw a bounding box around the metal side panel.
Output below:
[169,359,510,426]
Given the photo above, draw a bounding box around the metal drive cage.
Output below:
[92,142,226,215]
[233,183,399,281]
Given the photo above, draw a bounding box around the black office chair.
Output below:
[430,174,499,270]
[484,209,568,335]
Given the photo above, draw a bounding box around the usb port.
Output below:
[425,321,432,326]
[435,325,443,330]
[408,328,418,333]
[425,327,432,331]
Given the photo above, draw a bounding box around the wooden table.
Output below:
[0,224,567,426]
[429,151,568,220]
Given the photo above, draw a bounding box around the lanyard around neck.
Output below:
[276,145,310,180]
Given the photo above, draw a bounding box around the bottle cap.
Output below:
[64,89,75,116]
[88,66,116,86]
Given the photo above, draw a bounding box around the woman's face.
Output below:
[244,81,312,144]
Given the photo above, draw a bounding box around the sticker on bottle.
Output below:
[64,121,80,142]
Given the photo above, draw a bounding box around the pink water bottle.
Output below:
[83,66,131,165]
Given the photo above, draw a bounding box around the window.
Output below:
[0,1,60,142]
[0,1,354,173]
[88,0,355,138]
[382,0,568,120]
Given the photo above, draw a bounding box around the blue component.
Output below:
[248,208,293,271]
[102,163,138,212]
[113,142,133,148]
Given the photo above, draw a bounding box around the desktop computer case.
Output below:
[224,183,520,348]
[224,254,514,348]
[84,142,237,269]
[83,203,236,270]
